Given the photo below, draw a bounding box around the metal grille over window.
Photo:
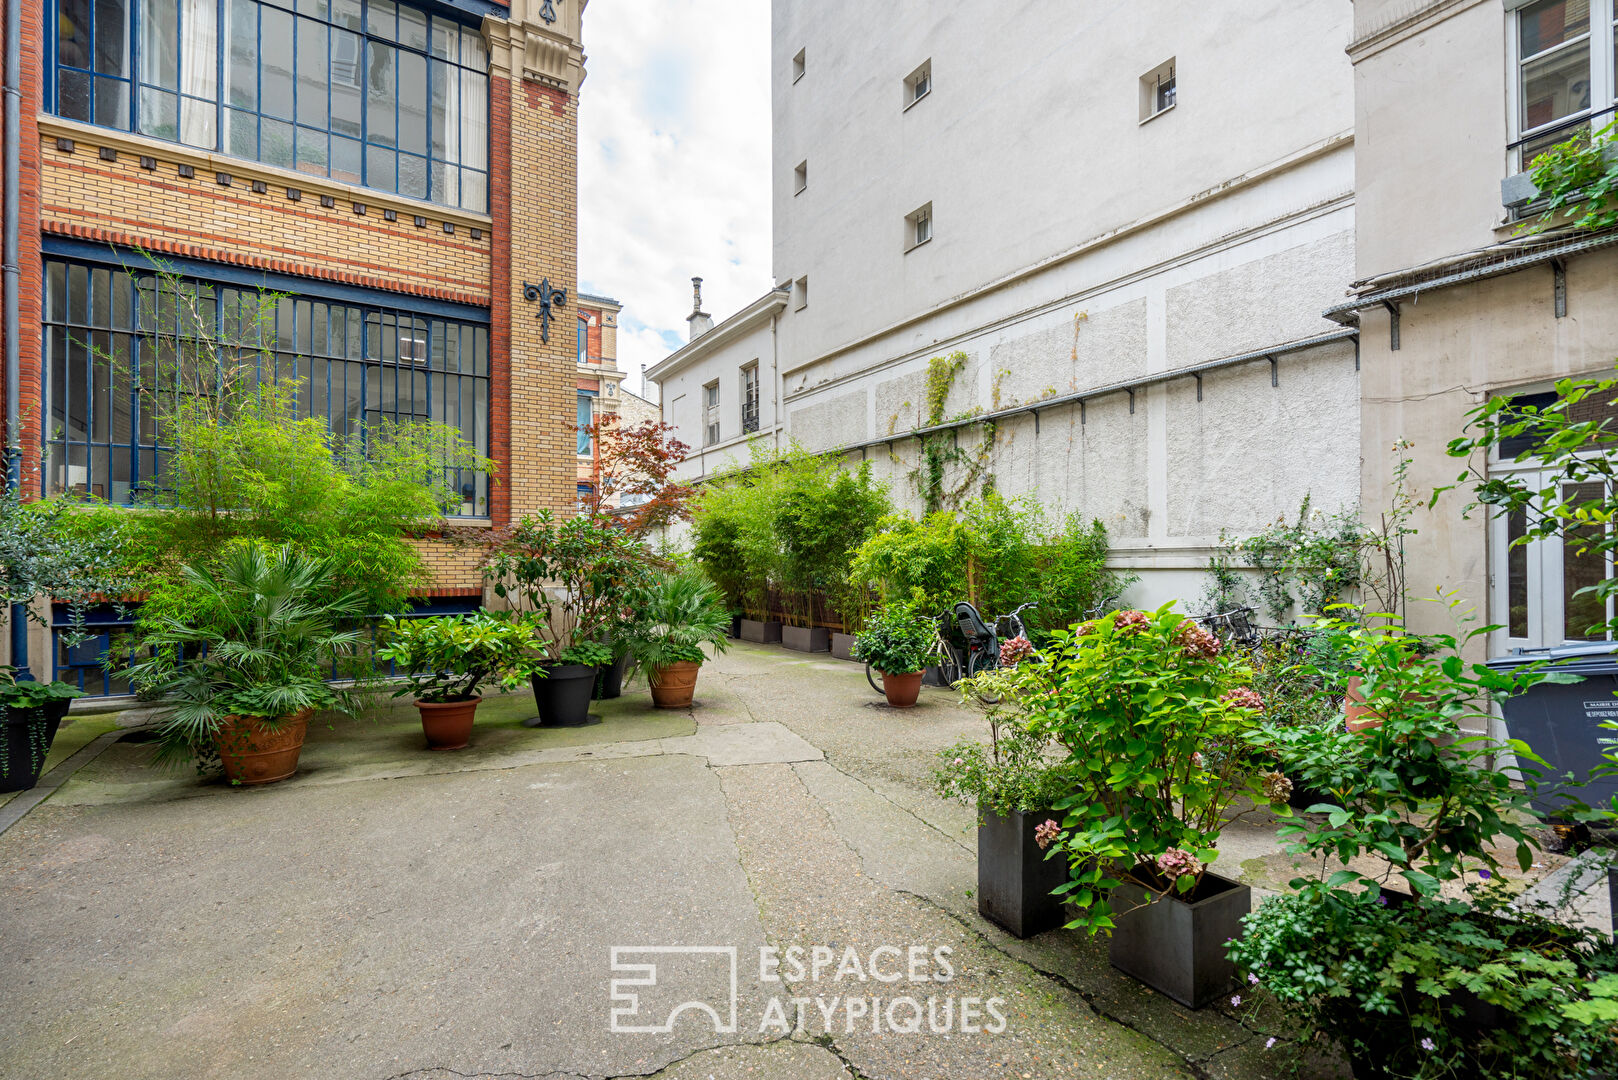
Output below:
[48,0,490,211]
[43,256,491,514]
[741,365,759,434]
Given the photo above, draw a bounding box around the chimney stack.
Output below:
[686,276,714,340]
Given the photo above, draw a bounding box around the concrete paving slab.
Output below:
[664,721,824,767]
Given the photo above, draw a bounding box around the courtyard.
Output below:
[0,641,1384,1080]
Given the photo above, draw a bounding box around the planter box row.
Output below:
[736,618,851,658]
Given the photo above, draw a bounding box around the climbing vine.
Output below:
[908,351,997,513]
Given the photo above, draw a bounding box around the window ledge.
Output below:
[1139,102,1176,126]
[904,235,933,254]
[903,89,931,113]
[38,115,495,230]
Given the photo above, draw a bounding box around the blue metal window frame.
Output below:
[42,245,492,515]
[576,316,588,365]
[44,0,490,212]
[577,388,595,456]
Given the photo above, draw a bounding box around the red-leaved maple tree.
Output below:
[578,412,694,535]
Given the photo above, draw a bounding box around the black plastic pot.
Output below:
[530,665,597,727]
[594,654,628,700]
[977,806,1070,938]
[1109,868,1251,1008]
[0,698,72,794]
[729,614,742,640]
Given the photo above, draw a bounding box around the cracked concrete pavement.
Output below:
[0,642,1330,1080]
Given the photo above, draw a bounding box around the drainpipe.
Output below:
[3,0,29,680]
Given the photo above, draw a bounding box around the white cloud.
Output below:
[577,0,773,399]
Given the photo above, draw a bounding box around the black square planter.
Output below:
[830,632,856,661]
[1109,869,1250,1008]
[739,619,782,644]
[977,807,1070,938]
[782,626,830,653]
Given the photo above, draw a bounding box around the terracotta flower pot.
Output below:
[881,670,924,708]
[649,661,701,708]
[416,696,481,750]
[214,710,311,785]
[1344,675,1382,733]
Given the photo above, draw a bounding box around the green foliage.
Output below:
[374,612,546,703]
[1268,610,1566,900]
[482,509,659,659]
[1236,496,1365,624]
[621,567,733,672]
[1017,606,1267,933]
[124,544,369,772]
[852,601,935,675]
[910,351,995,513]
[960,491,1040,620]
[1246,629,1355,738]
[0,473,139,641]
[1034,511,1136,632]
[1230,889,1618,1078]
[934,668,1075,816]
[559,641,615,668]
[849,512,967,615]
[1523,119,1618,234]
[0,667,84,711]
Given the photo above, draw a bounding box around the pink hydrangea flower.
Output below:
[1176,622,1222,659]
[1113,609,1150,633]
[1221,687,1264,711]
[1260,770,1293,804]
[1034,818,1061,850]
[1155,847,1203,881]
[999,635,1035,667]
[1190,752,1206,770]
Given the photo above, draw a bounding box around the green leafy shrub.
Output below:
[849,512,966,614]
[125,544,369,771]
[1035,512,1135,633]
[935,667,1074,816]
[375,612,546,703]
[852,601,935,675]
[1017,606,1270,932]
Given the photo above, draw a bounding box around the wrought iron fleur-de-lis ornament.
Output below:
[523,278,568,344]
[538,0,558,23]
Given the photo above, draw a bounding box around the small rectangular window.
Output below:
[577,390,596,455]
[1140,58,1176,123]
[904,202,933,251]
[794,160,807,194]
[792,47,805,83]
[792,276,808,311]
[904,59,931,109]
[741,363,760,434]
[703,380,721,446]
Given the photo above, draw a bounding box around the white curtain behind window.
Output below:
[180,0,218,147]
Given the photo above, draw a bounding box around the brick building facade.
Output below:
[0,0,592,683]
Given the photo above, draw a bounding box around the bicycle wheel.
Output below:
[865,661,884,696]
[967,647,1001,704]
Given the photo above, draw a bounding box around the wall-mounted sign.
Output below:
[523,278,568,344]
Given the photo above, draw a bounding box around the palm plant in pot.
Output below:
[1023,606,1279,1008]
[853,601,935,707]
[622,568,731,709]
[375,611,545,749]
[482,510,657,727]
[125,544,367,784]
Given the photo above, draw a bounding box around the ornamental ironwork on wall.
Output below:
[524,278,569,344]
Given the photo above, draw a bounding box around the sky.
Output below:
[577,0,773,400]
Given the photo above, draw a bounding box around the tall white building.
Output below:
[651,1,1361,605]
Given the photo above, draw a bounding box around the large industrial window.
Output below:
[48,0,490,211]
[43,254,491,515]
[1512,0,1616,170]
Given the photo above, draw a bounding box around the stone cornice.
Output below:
[1347,0,1492,62]
[483,0,587,91]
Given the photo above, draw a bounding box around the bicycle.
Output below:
[1193,606,1262,649]
[865,601,1037,703]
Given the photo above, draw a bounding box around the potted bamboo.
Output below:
[125,544,367,785]
[375,611,545,749]
[623,568,732,709]
[853,601,934,708]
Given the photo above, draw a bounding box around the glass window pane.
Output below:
[1508,509,1528,638]
[139,0,178,89]
[366,41,396,146]
[398,3,426,52]
[261,6,294,119]
[296,18,328,127]
[460,26,485,70]
[138,86,177,138]
[368,0,396,40]
[262,116,294,167]
[459,69,486,169]
[180,0,217,101]
[430,19,452,60]
[93,0,129,76]
[331,0,360,30]
[398,51,427,153]
[296,126,328,175]
[398,152,425,198]
[296,0,325,17]
[58,69,92,121]
[1520,0,1590,58]
[226,0,257,107]
[1563,481,1610,640]
[1521,41,1590,132]
[60,0,92,68]
[331,134,362,183]
[331,29,363,135]
[226,106,256,157]
[430,61,456,160]
[366,144,396,190]
[179,95,215,148]
[459,168,485,213]
[93,76,129,126]
[430,160,455,207]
